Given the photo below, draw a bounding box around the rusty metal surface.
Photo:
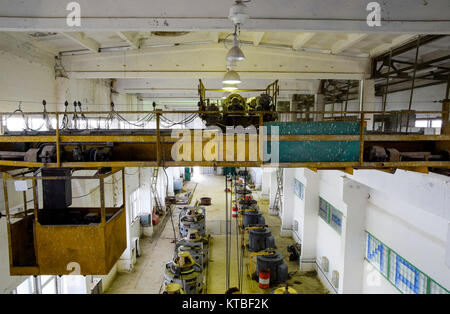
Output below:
[33,207,125,275]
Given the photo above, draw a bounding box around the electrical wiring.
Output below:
[72,186,99,199]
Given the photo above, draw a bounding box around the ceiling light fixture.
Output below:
[222,83,238,91]
[226,32,245,62]
[222,70,241,84]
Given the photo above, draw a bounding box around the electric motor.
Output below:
[253,250,289,286]
[249,227,276,252]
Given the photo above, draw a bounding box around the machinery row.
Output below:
[163,205,209,294]
[232,172,291,292]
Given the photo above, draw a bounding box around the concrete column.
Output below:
[340,177,369,294]
[362,79,376,131]
[290,97,297,122]
[268,168,277,213]
[299,169,320,271]
[261,168,271,200]
[280,168,295,237]
[314,94,325,121]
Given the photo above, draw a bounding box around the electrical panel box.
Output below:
[42,168,72,209]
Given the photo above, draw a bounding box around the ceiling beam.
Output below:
[61,43,370,80]
[370,34,418,57]
[61,32,100,53]
[1,0,450,33]
[331,33,368,54]
[292,33,316,50]
[253,32,265,46]
[116,31,141,49]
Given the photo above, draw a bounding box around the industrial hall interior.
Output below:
[0,0,449,296]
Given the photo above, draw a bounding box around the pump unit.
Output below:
[242,209,265,227]
[253,250,289,286]
[179,206,206,237]
[176,240,206,268]
[164,251,203,294]
[248,227,275,252]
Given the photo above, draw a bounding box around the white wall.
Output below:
[283,167,450,294]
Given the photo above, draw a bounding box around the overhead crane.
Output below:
[0,79,449,277]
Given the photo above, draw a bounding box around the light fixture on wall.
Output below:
[222,69,241,84]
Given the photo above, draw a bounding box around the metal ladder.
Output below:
[270,168,283,215]
[151,167,164,215]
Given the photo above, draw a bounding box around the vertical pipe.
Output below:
[225,174,229,291]
[344,80,350,118]
[32,177,39,268]
[22,191,27,216]
[122,169,126,214]
[100,177,105,224]
[359,80,365,165]
[32,178,38,219]
[382,51,392,132]
[382,50,393,113]
[156,113,161,167]
[2,174,13,268]
[406,37,420,133]
[258,112,263,164]
[56,113,60,167]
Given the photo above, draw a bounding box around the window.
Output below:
[431,119,442,128]
[329,206,343,235]
[365,232,449,294]
[318,197,343,235]
[130,189,140,221]
[415,120,428,128]
[60,276,87,294]
[41,275,57,294]
[414,119,442,128]
[15,276,36,294]
[319,197,329,223]
[294,179,305,200]
[12,275,88,294]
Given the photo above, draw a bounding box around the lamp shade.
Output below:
[222,70,241,84]
[222,83,238,91]
[226,46,245,62]
[226,33,245,62]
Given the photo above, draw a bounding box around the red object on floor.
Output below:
[152,207,159,225]
[232,206,238,218]
[259,270,270,289]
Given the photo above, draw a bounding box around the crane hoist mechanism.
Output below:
[198,80,279,129]
[164,251,204,294]
[179,206,206,238]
